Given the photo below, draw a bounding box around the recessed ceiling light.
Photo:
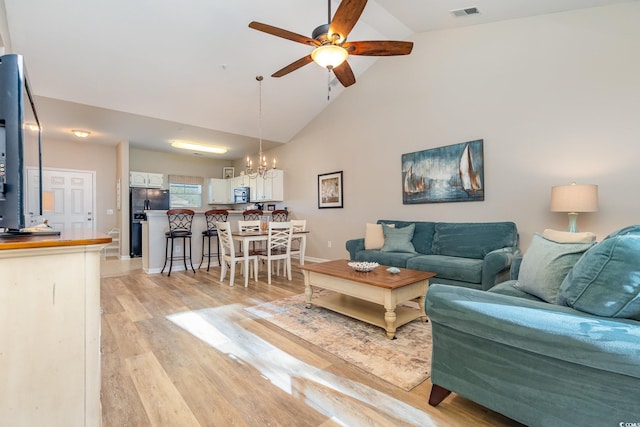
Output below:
[171,140,227,154]
[72,129,91,138]
[26,123,40,132]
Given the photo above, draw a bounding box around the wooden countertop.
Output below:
[0,229,111,250]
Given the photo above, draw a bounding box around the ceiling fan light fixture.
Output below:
[171,140,227,154]
[311,44,348,69]
[249,0,411,87]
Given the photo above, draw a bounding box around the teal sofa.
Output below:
[425,226,640,426]
[345,221,520,290]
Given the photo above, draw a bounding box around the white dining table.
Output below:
[231,229,309,274]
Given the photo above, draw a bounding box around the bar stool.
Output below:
[161,209,196,276]
[242,209,264,252]
[199,209,228,271]
[271,209,289,222]
[242,209,263,220]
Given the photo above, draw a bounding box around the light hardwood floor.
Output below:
[100,260,521,427]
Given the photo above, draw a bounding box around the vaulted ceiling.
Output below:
[2,0,633,159]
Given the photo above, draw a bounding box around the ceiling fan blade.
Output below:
[328,0,367,42]
[249,21,320,46]
[272,55,314,78]
[332,61,356,87]
[344,40,414,56]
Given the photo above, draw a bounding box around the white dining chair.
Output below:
[237,219,261,233]
[289,219,306,270]
[217,221,258,287]
[256,221,293,285]
[238,219,261,253]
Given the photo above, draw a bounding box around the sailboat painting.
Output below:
[402,140,484,204]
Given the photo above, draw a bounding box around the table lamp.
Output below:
[550,182,598,232]
[42,190,54,228]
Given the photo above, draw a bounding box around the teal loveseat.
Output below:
[345,220,520,290]
[426,226,640,426]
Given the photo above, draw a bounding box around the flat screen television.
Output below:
[0,53,47,234]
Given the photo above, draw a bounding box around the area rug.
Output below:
[244,292,432,391]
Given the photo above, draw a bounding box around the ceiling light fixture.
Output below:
[71,129,91,138]
[171,140,227,154]
[245,76,276,179]
[311,44,348,69]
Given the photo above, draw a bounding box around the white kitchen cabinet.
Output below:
[249,178,258,202]
[147,173,164,188]
[250,169,284,202]
[129,171,147,187]
[226,175,250,202]
[130,171,164,188]
[233,174,250,188]
[270,169,284,201]
[207,178,232,204]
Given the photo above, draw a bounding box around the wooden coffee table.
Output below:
[299,260,436,339]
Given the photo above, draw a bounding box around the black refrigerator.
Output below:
[130,188,170,257]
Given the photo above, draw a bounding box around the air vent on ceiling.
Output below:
[450,7,480,17]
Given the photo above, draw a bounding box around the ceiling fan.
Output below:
[248,0,413,88]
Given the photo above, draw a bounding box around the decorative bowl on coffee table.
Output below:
[347,261,379,272]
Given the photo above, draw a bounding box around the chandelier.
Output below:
[245,75,276,179]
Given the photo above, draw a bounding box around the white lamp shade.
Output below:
[311,45,348,69]
[550,183,599,213]
[42,191,54,211]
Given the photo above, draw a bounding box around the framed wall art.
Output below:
[318,171,343,209]
[223,167,234,179]
[402,139,484,204]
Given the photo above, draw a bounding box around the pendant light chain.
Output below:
[258,75,263,153]
[245,75,275,178]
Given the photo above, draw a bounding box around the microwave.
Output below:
[234,187,250,203]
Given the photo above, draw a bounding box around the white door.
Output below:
[27,168,95,230]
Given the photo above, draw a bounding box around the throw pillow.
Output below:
[602,224,640,240]
[364,223,394,250]
[556,227,640,320]
[542,229,596,243]
[514,233,595,303]
[381,223,416,253]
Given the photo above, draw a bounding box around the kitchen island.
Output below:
[0,229,110,426]
[141,209,286,274]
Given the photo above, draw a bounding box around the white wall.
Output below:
[274,3,640,260]
[43,138,118,233]
[129,147,232,180]
[0,0,11,54]
[39,143,230,255]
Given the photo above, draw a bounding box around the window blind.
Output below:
[168,175,204,186]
